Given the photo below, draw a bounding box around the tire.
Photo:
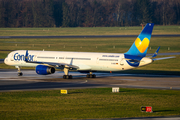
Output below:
[66,75,69,79]
[69,75,72,79]
[86,74,90,78]
[63,75,66,79]
[18,72,23,76]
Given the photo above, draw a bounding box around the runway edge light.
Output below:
[141,106,153,113]
[61,89,68,94]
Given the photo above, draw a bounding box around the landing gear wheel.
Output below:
[92,74,96,78]
[66,75,69,79]
[18,72,23,76]
[86,74,96,78]
[69,75,72,79]
[63,75,66,79]
[63,75,72,79]
[86,74,90,78]
[16,66,23,76]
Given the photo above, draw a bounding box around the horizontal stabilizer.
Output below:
[152,56,175,61]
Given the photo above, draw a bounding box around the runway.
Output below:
[0,69,179,92]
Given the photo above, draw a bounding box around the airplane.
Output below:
[4,23,175,79]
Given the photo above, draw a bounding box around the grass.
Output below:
[0,37,179,55]
[0,88,180,119]
[0,26,180,36]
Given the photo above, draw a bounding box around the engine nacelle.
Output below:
[36,65,55,75]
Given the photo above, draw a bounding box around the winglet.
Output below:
[152,46,160,58]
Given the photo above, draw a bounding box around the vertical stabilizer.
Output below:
[125,23,154,57]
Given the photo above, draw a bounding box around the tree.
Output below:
[0,0,180,27]
[53,0,63,27]
[0,0,6,27]
[62,2,70,27]
[5,0,19,27]
[132,0,152,25]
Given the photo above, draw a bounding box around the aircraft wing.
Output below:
[26,61,79,69]
[24,50,79,69]
[152,56,175,61]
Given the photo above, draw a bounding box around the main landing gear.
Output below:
[16,66,23,76]
[63,75,72,79]
[63,67,72,79]
[86,72,96,78]
[63,68,96,79]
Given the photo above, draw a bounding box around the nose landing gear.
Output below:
[18,72,23,76]
[16,66,23,76]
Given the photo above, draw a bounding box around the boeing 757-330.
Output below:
[4,23,175,79]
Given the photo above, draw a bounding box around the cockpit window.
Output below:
[10,53,14,61]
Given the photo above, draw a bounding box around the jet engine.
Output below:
[36,65,55,75]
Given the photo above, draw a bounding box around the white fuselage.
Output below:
[4,50,153,72]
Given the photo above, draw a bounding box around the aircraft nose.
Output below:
[4,58,8,64]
